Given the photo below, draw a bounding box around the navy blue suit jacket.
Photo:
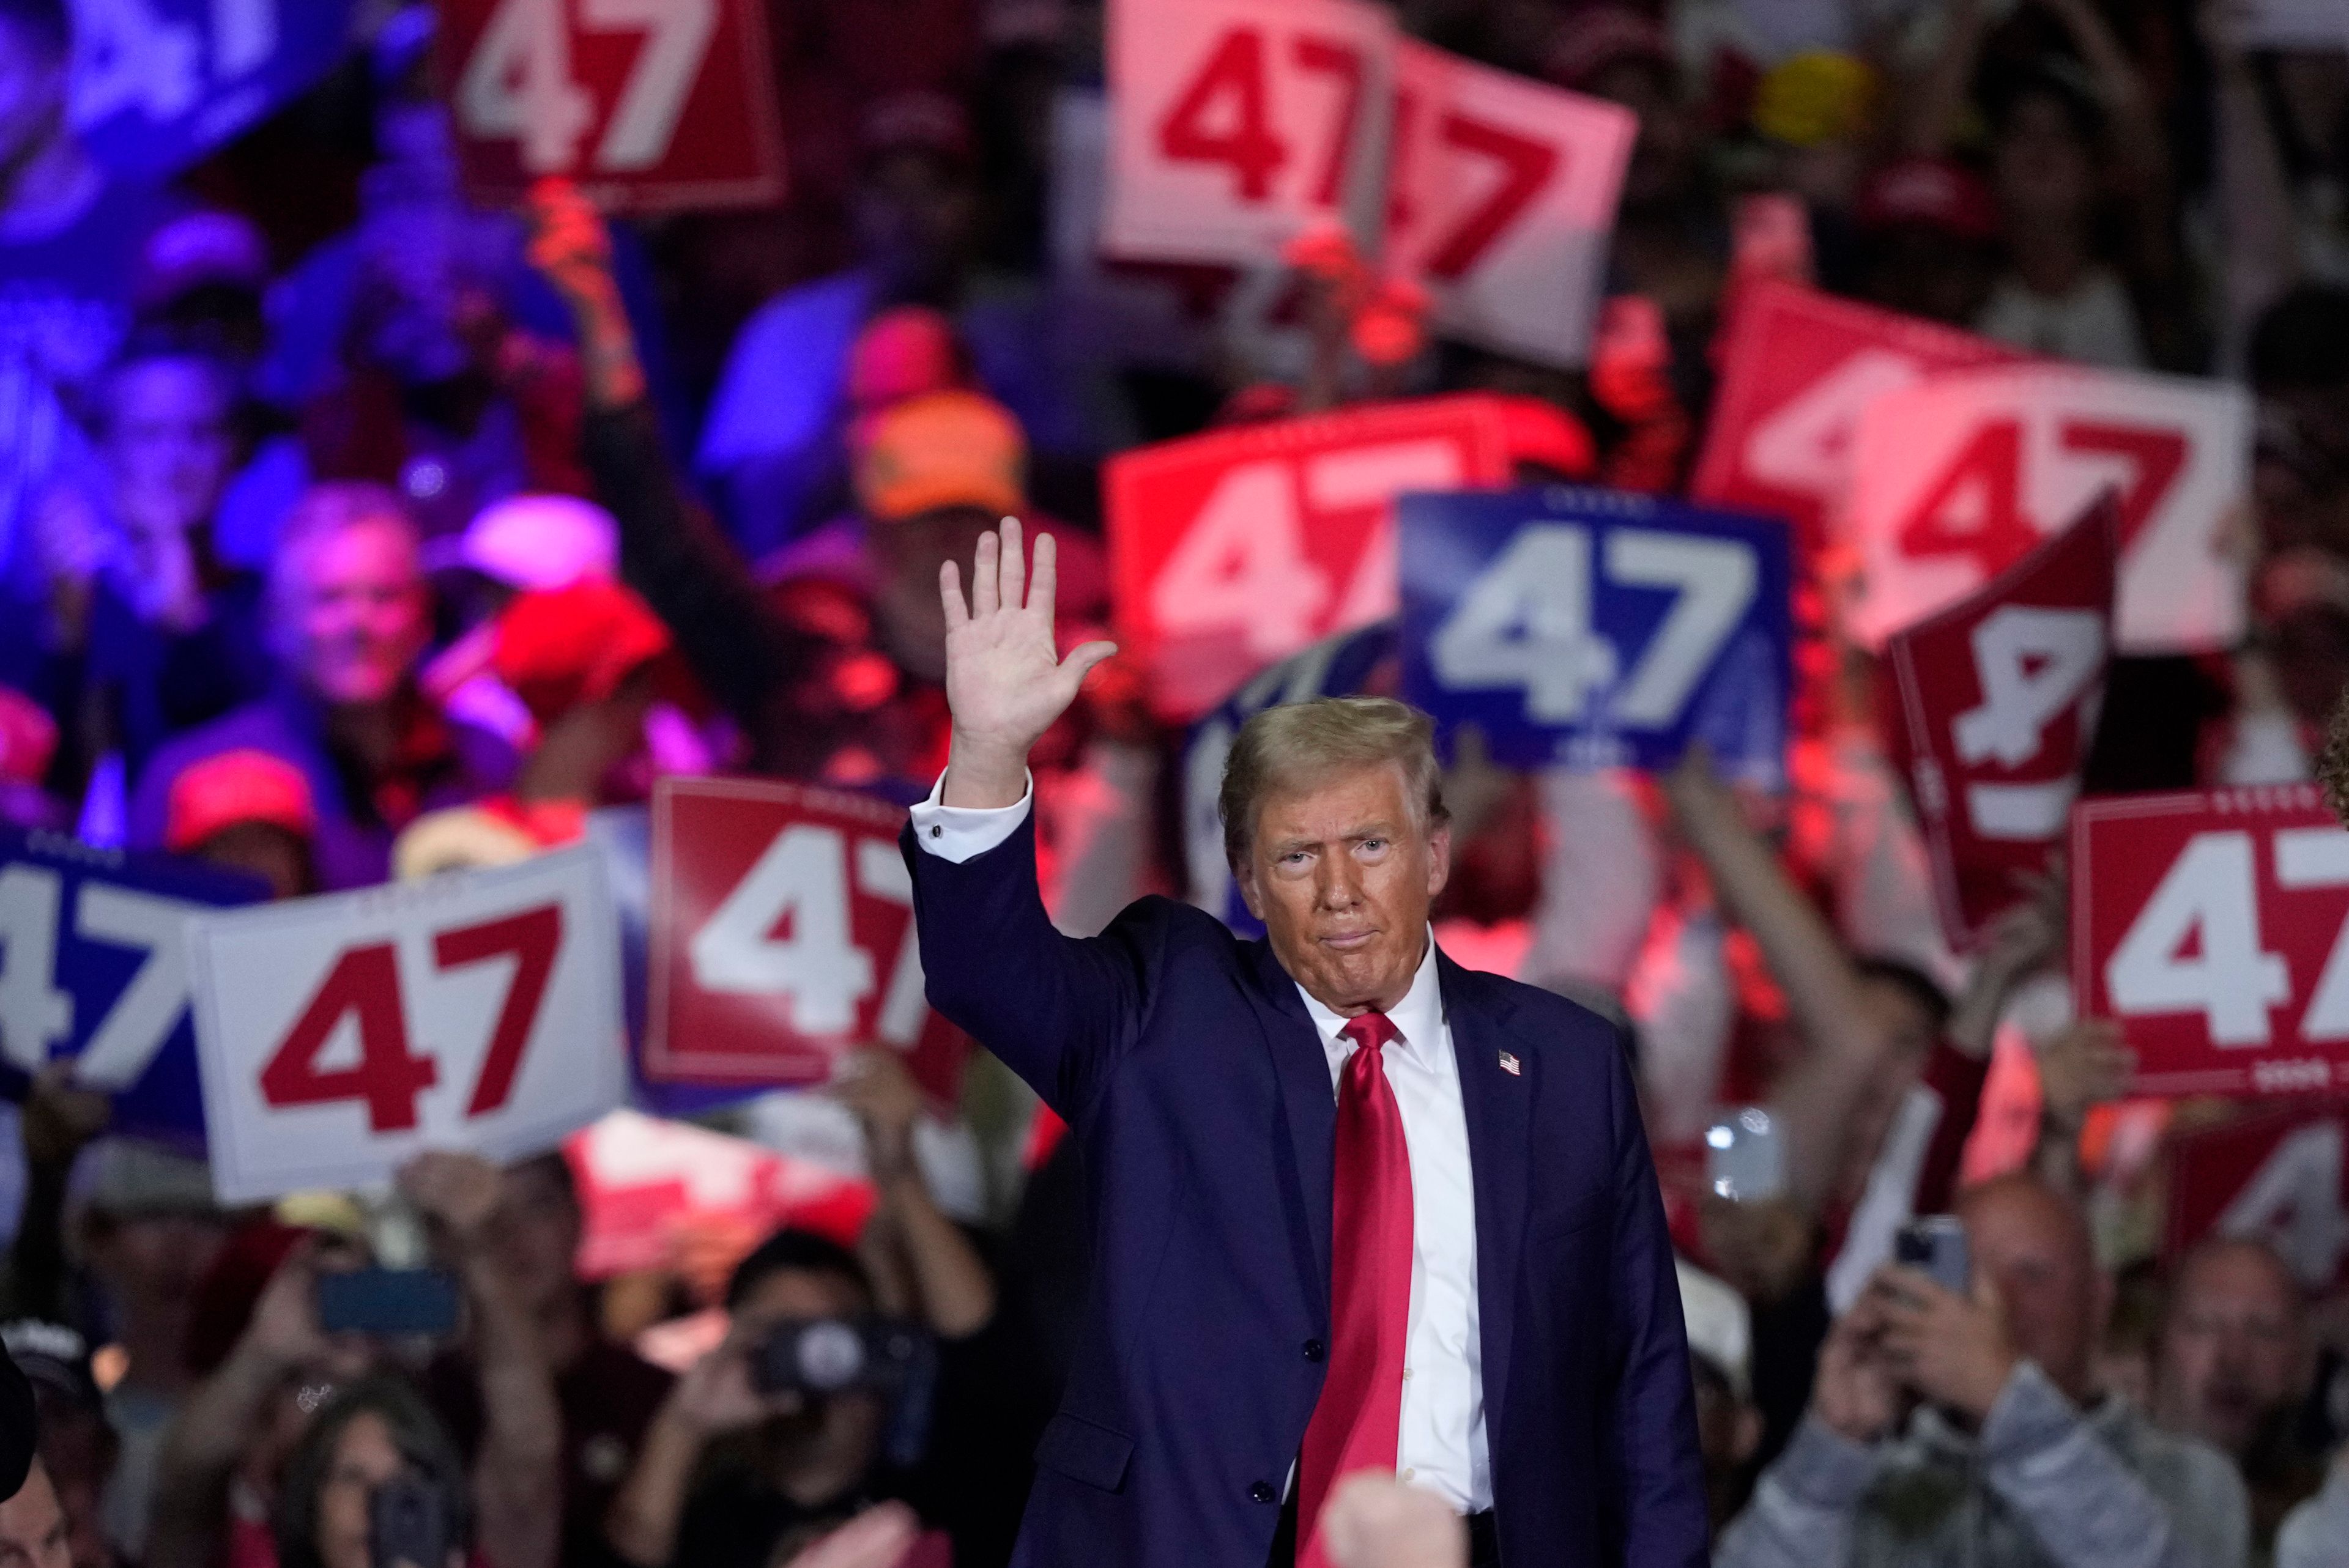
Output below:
[906,813,1707,1567]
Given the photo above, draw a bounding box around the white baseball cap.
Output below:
[448,494,619,590]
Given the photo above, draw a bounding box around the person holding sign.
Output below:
[902,518,1705,1567]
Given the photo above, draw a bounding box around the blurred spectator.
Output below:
[393,577,680,876]
[0,0,173,691]
[267,1379,475,1568]
[37,330,268,783]
[1680,1260,1765,1536]
[1,1457,73,1568]
[149,1155,560,1568]
[0,684,62,827]
[604,1230,935,1568]
[421,1154,674,1568]
[127,483,516,889]
[696,94,1097,554]
[1847,157,2001,327]
[163,749,319,899]
[2,1320,120,1568]
[2277,1447,2349,1568]
[2250,287,2349,563]
[830,1050,997,1344]
[1718,1174,2250,1567]
[2153,1238,2325,1555]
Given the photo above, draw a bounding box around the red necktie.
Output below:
[1296,1011,1414,1568]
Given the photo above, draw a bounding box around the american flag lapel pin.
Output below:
[1497,1051,1521,1076]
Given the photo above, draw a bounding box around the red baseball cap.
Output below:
[0,687,57,786]
[165,749,317,855]
[492,579,680,725]
[1856,157,2000,243]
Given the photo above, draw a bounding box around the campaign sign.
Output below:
[1846,363,2251,654]
[1105,394,1514,719]
[647,778,966,1103]
[72,0,358,178]
[1103,0,1391,264]
[1383,41,1633,368]
[0,832,263,1150]
[1690,281,2025,553]
[2167,1098,2349,1291]
[1398,487,1791,783]
[1183,619,1398,937]
[188,846,626,1202]
[440,0,787,214]
[1884,498,2117,949]
[2073,786,2349,1100]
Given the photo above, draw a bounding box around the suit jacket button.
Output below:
[1250,1482,1276,1504]
[1303,1339,1326,1362]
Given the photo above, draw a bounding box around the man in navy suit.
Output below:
[904,520,1705,1567]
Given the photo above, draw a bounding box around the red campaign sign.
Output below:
[647,778,966,1100]
[2166,1098,2349,1290]
[1690,281,2024,553]
[566,1111,876,1278]
[1884,497,2117,949]
[2073,785,2349,1099]
[1105,394,1514,717]
[440,0,786,215]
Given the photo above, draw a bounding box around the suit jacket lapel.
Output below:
[1248,937,1337,1309]
[1439,950,1529,1433]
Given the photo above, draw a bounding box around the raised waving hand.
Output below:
[940,517,1116,808]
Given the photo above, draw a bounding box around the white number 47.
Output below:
[1429,523,1756,726]
[0,865,206,1090]
[458,0,719,176]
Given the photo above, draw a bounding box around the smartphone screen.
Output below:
[1705,1107,1787,1202]
[316,1269,461,1338]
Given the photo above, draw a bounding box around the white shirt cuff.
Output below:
[908,770,1033,863]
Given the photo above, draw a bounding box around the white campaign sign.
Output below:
[1846,364,2250,652]
[1102,0,1390,264]
[1102,0,1632,368]
[188,846,626,1203]
[1384,40,1633,368]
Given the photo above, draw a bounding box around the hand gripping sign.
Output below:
[1690,281,2025,555]
[2166,1098,2349,1292]
[1846,363,2251,654]
[0,832,263,1150]
[1102,0,1634,368]
[2073,785,2349,1100]
[188,846,626,1204]
[646,778,967,1104]
[1105,394,1514,719]
[440,0,787,213]
[1398,486,1792,783]
[1883,497,2117,949]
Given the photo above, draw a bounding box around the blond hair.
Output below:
[1219,696,1448,867]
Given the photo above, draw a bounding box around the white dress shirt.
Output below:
[909,774,1493,1512]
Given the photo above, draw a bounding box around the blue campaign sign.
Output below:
[1400,487,1791,785]
[70,0,359,179]
[1183,620,1398,937]
[0,831,265,1150]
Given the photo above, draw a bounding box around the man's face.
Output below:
[103,359,237,538]
[0,20,65,177]
[853,149,976,298]
[285,520,429,707]
[0,1462,72,1568]
[1238,762,1449,1015]
[2156,1243,2309,1458]
[1960,1183,2102,1402]
[732,1269,886,1497]
[1994,94,2095,228]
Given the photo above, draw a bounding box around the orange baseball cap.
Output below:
[492,579,678,725]
[165,750,317,854]
[853,390,1026,522]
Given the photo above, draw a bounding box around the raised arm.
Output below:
[909,520,1157,1117]
[1664,749,1902,1216]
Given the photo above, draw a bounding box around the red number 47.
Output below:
[259,906,563,1133]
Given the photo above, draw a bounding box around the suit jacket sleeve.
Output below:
[902,808,1162,1122]
[1603,1024,1713,1567]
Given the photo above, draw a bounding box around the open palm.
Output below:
[940,519,1115,804]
